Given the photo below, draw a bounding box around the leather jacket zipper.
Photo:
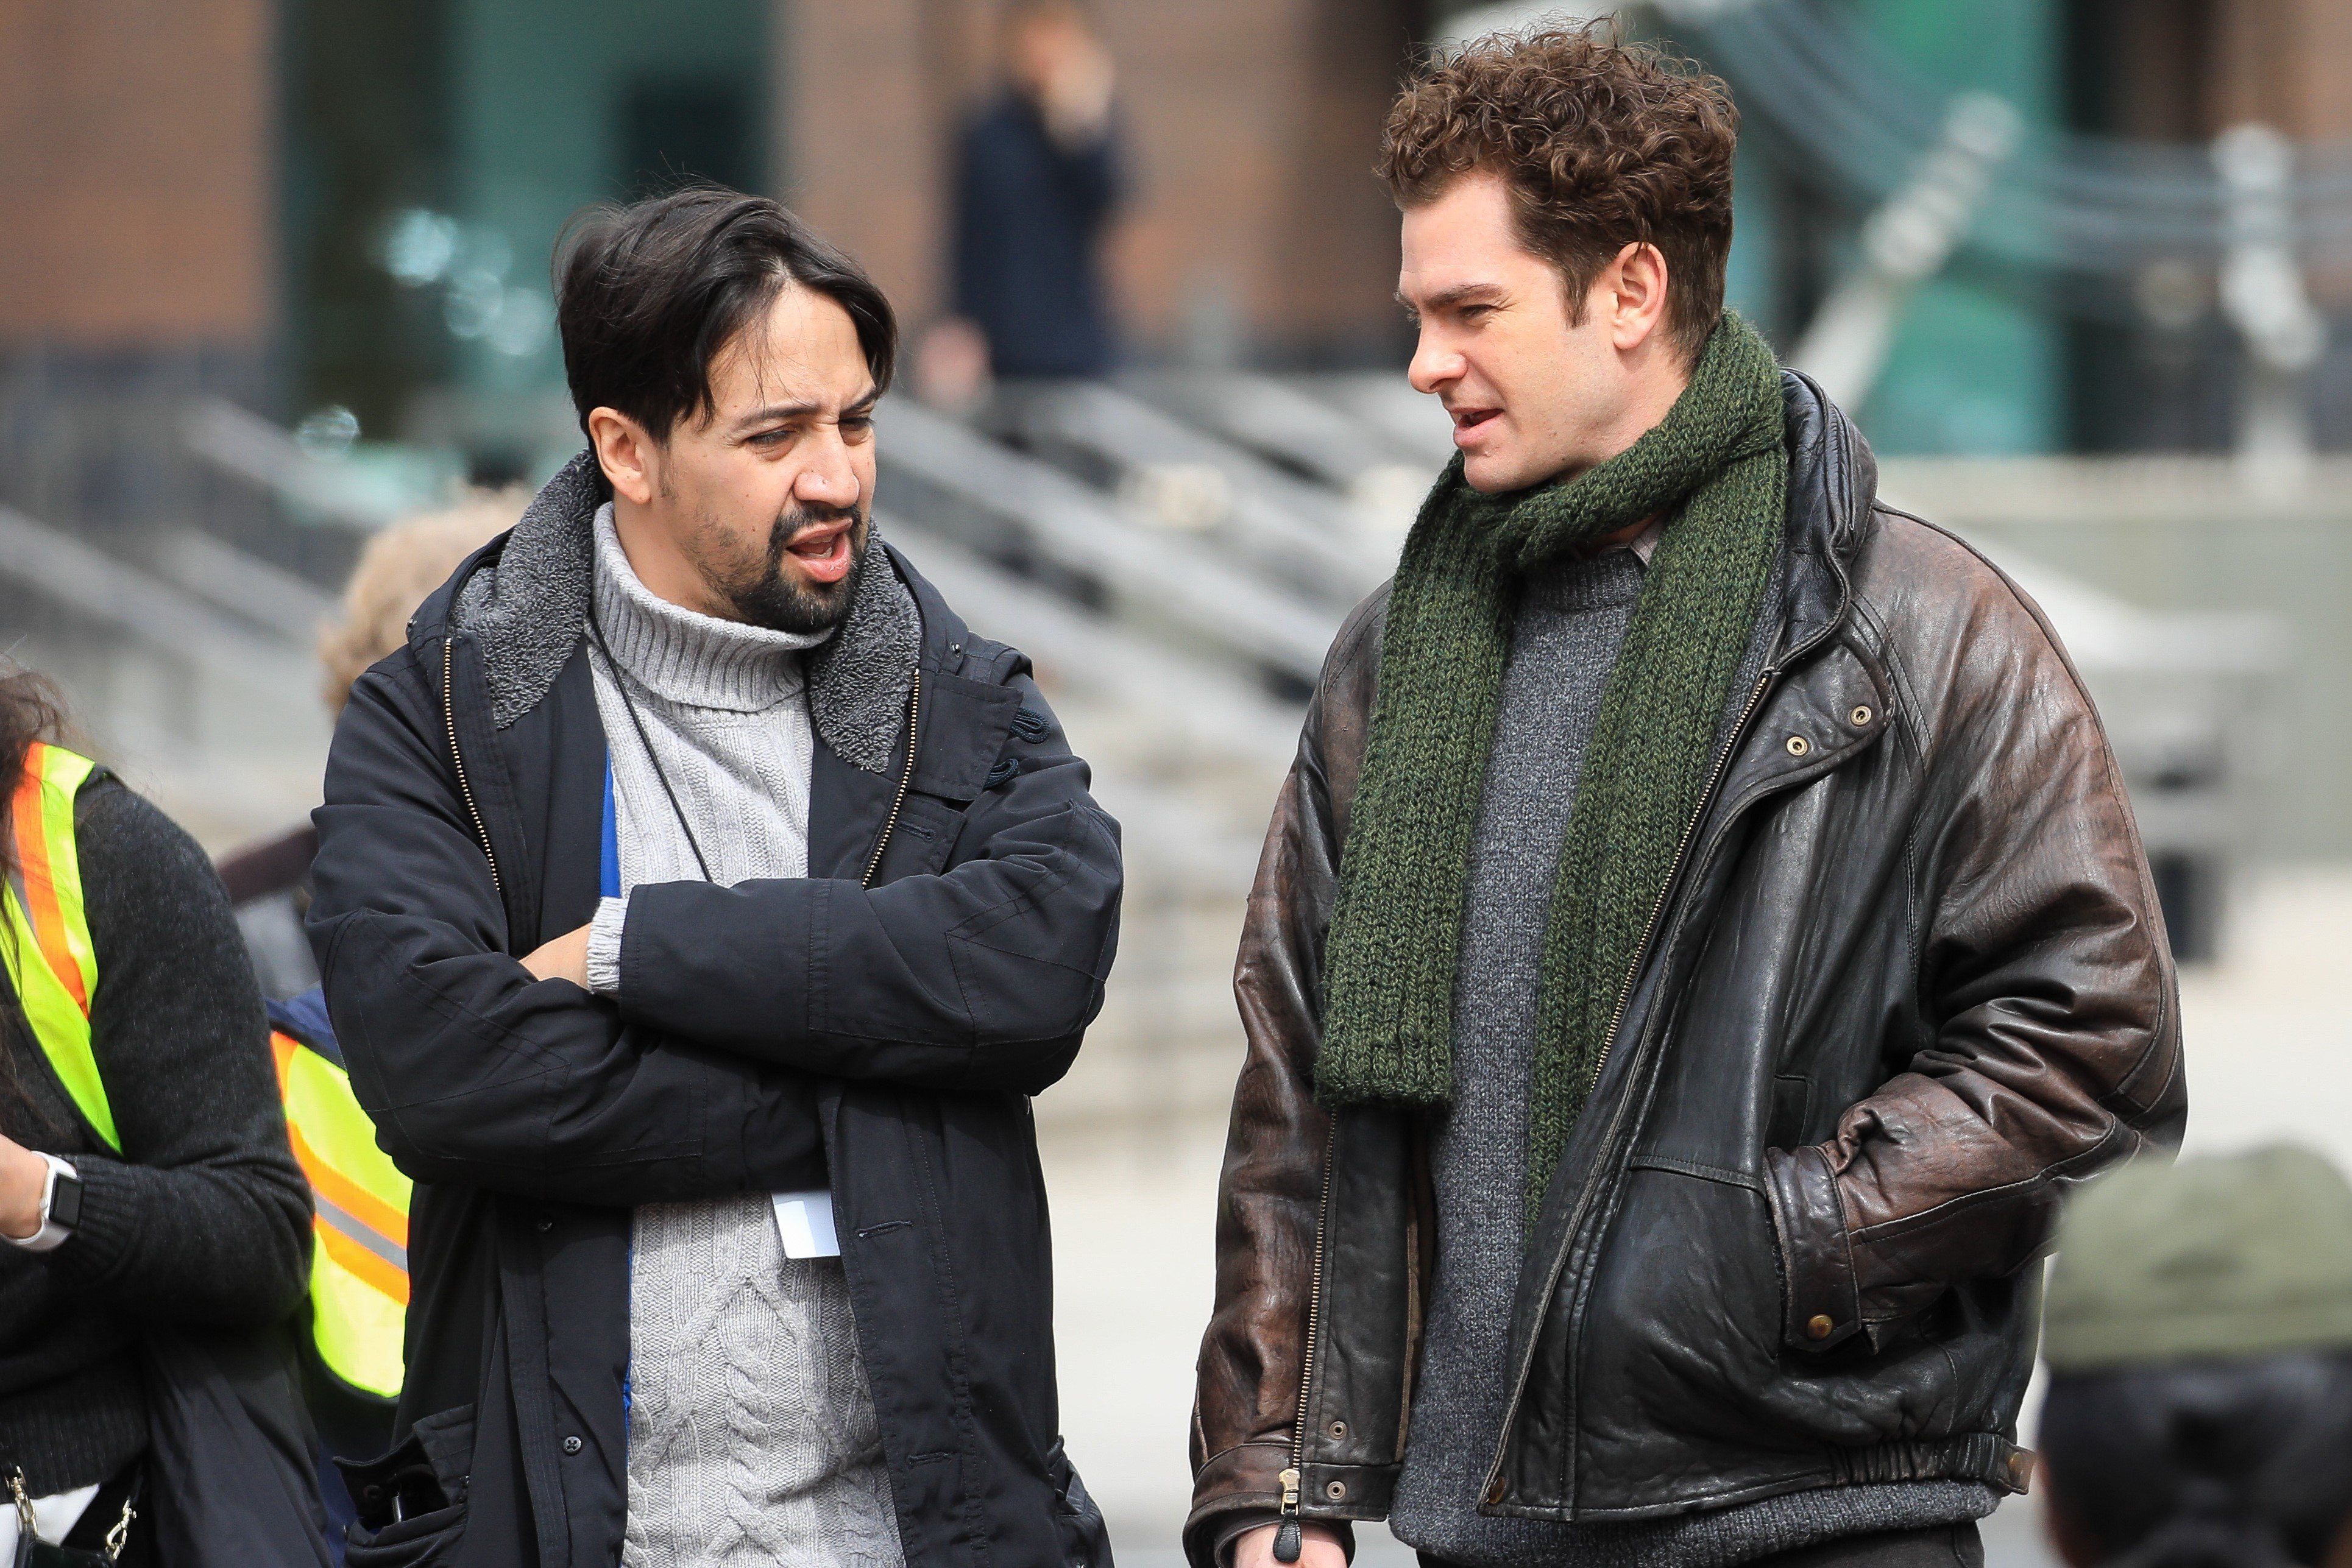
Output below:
[860,669,923,889]
[1473,665,1774,1516]
[1273,1117,1339,1563]
[1480,532,1865,1514]
[1584,666,1776,1095]
[444,637,501,897]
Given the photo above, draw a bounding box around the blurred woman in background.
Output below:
[2039,1144,2352,1567]
[0,668,312,1561]
[213,489,522,1559]
[220,489,525,1000]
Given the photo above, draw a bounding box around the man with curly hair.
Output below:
[1187,25,2183,1568]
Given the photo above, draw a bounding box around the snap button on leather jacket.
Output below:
[1186,375,2185,1564]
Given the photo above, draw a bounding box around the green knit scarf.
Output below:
[1316,312,1787,1212]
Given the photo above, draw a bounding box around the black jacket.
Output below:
[308,467,1123,1568]
[1188,376,2186,1560]
[952,91,1121,378]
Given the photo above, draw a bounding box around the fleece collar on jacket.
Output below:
[448,450,921,774]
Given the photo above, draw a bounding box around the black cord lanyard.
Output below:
[586,604,715,885]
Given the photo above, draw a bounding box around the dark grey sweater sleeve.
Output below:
[40,779,312,1326]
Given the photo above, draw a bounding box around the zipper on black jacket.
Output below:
[860,669,922,889]
[444,636,501,897]
[1274,1117,1339,1563]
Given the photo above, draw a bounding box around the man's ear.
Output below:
[1606,242,1671,354]
[587,407,659,506]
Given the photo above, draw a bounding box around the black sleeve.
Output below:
[1052,121,1121,227]
[42,779,313,1329]
[950,119,988,322]
[308,661,826,1206]
[613,671,1124,1094]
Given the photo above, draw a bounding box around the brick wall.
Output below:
[0,0,274,347]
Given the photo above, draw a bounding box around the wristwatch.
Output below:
[4,1154,82,1252]
[44,1159,82,1232]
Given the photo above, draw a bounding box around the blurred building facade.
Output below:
[15,0,2352,475]
[4,0,2352,871]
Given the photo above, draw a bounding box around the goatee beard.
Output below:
[723,506,868,636]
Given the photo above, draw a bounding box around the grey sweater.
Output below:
[1387,546,1993,1567]
[583,507,904,1568]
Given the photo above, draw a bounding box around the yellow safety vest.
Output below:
[269,1028,410,1401]
[2,742,409,1402]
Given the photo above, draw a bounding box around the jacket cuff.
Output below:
[587,895,628,995]
[1765,1144,1863,1352]
[1209,1510,1353,1568]
[1185,1442,1293,1568]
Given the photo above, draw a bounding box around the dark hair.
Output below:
[0,667,74,1134]
[1376,22,1738,361]
[554,186,899,443]
[2040,1351,2352,1566]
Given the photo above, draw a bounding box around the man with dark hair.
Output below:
[1190,27,2182,1568]
[308,187,1122,1568]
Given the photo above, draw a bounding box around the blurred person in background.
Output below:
[1191,26,2183,1568]
[220,491,527,1000]
[216,492,523,1560]
[0,669,313,1562]
[307,188,1122,1567]
[2038,1146,2352,1567]
[930,0,1122,401]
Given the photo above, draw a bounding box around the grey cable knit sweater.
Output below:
[1386,543,1994,1568]
[582,507,904,1568]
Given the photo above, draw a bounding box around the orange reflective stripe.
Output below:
[316,1217,409,1306]
[12,748,85,1014]
[271,1031,296,1093]
[288,1116,408,1251]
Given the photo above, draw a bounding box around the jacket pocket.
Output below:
[1585,1169,1961,1460]
[1045,1437,1111,1568]
[338,1405,475,1568]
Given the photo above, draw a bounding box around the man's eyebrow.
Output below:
[1405,281,1505,312]
[732,398,819,430]
[731,383,880,431]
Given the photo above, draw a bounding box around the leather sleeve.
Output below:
[1767,532,2186,1352]
[1187,593,1381,1566]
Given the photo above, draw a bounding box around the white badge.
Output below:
[771,1190,841,1259]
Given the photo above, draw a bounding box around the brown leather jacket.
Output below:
[1186,375,2186,1563]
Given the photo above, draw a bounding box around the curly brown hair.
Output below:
[1376,22,1738,360]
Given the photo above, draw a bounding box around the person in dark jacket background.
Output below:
[306,187,1122,1568]
[944,0,1122,383]
[0,669,312,1562]
[217,492,524,1560]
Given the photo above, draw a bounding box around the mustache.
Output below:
[770,502,865,553]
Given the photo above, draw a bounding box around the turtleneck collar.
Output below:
[590,502,833,713]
